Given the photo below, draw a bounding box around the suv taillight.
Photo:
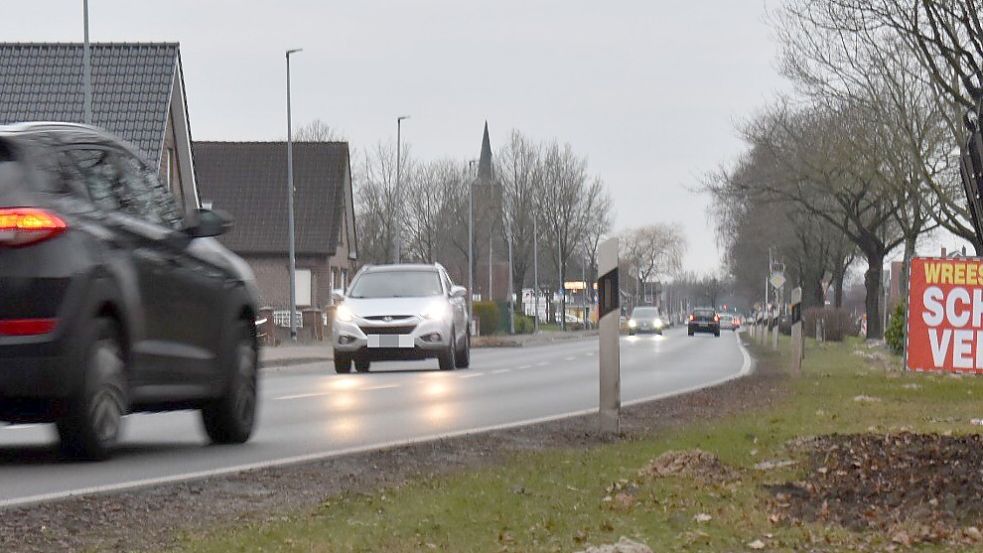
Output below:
[0,208,67,247]
[689,314,695,321]
[714,314,720,322]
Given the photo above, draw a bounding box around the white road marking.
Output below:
[492,369,511,374]
[564,356,576,361]
[518,364,532,369]
[459,372,484,379]
[583,352,594,357]
[3,424,40,431]
[536,361,548,367]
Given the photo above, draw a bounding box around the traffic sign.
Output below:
[769,272,786,289]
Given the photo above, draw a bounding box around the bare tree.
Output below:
[580,178,613,304]
[620,224,685,305]
[353,142,412,265]
[497,130,542,306]
[536,141,593,329]
[714,101,904,338]
[294,119,343,141]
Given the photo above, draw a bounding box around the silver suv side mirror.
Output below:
[331,289,345,303]
[450,285,467,299]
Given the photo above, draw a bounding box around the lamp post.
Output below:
[394,115,410,263]
[286,47,302,341]
[467,159,477,317]
[82,0,91,124]
[533,215,539,333]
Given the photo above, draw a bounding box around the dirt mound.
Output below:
[769,433,983,543]
[639,449,739,482]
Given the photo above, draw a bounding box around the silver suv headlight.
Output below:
[336,304,355,322]
[421,302,451,321]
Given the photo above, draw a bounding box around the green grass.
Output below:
[167,337,983,552]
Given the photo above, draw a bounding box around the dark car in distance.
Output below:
[0,123,260,460]
[688,307,720,337]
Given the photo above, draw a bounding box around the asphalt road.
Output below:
[0,327,750,507]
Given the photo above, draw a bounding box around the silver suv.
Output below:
[331,264,471,373]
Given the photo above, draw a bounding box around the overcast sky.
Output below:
[2,0,788,273]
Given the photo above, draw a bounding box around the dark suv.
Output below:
[687,307,720,337]
[0,123,260,459]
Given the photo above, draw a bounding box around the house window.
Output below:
[295,268,312,307]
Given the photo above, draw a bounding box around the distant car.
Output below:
[719,313,738,331]
[332,263,470,373]
[0,123,260,460]
[688,307,720,337]
[628,306,664,335]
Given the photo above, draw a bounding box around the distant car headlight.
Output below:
[654,318,664,328]
[628,319,638,328]
[336,305,355,322]
[422,302,451,321]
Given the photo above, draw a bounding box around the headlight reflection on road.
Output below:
[329,377,360,391]
[329,416,360,440]
[424,403,453,426]
[329,392,357,411]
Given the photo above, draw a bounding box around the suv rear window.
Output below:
[694,309,715,316]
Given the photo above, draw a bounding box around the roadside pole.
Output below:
[790,287,802,376]
[597,237,620,434]
[771,306,779,350]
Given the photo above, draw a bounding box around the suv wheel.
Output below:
[355,359,371,373]
[201,320,257,445]
[57,317,127,461]
[334,354,352,374]
[455,331,470,369]
[438,327,457,370]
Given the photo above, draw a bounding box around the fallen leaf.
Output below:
[747,538,766,549]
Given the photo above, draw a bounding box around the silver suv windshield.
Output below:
[632,307,658,317]
[348,270,443,299]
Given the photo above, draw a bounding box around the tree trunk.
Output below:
[900,236,916,304]
[559,261,566,331]
[832,260,846,308]
[863,251,885,339]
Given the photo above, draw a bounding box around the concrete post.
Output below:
[597,237,620,434]
[791,287,802,376]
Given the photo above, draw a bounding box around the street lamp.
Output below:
[286,47,302,341]
[82,0,91,124]
[394,115,410,263]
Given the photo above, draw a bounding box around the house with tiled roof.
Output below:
[0,42,199,214]
[194,141,358,324]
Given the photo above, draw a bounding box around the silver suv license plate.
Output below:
[368,335,414,348]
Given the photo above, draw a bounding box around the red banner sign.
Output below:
[907,257,983,374]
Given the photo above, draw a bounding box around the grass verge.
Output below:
[167,336,983,552]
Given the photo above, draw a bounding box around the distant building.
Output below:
[0,42,199,214]
[466,122,510,301]
[194,141,358,315]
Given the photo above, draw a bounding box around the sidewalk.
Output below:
[260,329,599,368]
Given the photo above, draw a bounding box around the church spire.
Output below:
[477,121,493,182]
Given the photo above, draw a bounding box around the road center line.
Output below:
[459,372,484,379]
[518,364,532,369]
[536,361,548,366]
[491,369,510,374]
[563,356,576,361]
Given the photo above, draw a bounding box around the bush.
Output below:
[473,301,501,336]
[803,307,856,342]
[514,314,535,334]
[885,302,906,354]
